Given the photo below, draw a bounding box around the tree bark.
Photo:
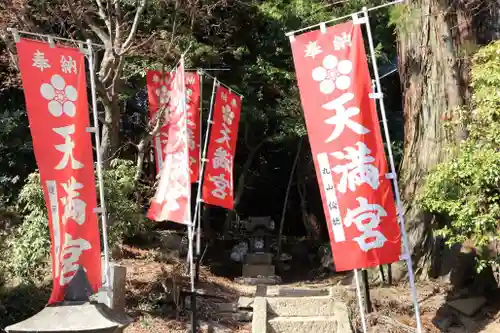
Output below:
[223,140,265,235]
[101,99,121,167]
[277,138,303,260]
[396,0,493,279]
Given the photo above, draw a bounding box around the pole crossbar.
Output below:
[201,71,244,98]
[7,28,105,48]
[284,0,405,37]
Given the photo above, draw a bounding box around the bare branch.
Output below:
[95,0,112,38]
[0,32,19,69]
[109,56,124,95]
[121,0,147,52]
[66,1,92,41]
[126,32,156,54]
[83,12,111,46]
[113,0,122,49]
[134,105,168,180]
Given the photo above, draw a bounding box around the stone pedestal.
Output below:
[5,302,132,333]
[92,263,127,312]
[242,253,275,278]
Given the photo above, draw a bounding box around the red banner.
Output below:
[16,39,102,303]
[147,60,192,224]
[185,72,201,183]
[146,71,200,182]
[146,70,172,173]
[202,86,242,210]
[290,22,401,271]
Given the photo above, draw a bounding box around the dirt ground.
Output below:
[118,244,500,333]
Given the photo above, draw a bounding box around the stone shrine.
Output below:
[240,216,278,283]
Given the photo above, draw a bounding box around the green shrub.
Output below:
[420,40,500,271]
[5,159,150,283]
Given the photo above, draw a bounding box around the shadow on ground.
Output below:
[430,251,500,333]
[0,282,51,332]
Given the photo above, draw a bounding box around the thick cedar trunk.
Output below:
[396,0,494,279]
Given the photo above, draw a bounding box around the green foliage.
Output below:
[0,92,35,205]
[5,159,149,283]
[103,159,150,247]
[6,173,51,283]
[420,41,500,270]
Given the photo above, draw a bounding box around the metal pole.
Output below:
[196,71,204,256]
[354,269,368,333]
[7,28,105,48]
[361,7,423,332]
[194,71,204,284]
[192,76,218,255]
[86,39,110,288]
[362,270,372,313]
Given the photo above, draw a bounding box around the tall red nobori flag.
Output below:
[185,72,201,183]
[146,70,173,173]
[147,60,192,224]
[202,86,242,209]
[290,22,401,271]
[16,39,102,303]
[146,71,200,182]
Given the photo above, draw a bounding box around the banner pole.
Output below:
[86,39,111,288]
[192,76,218,258]
[194,70,204,284]
[196,70,204,257]
[354,269,368,333]
[360,7,423,332]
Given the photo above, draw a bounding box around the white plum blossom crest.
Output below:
[312,55,353,95]
[40,74,78,117]
[155,85,170,105]
[222,105,235,125]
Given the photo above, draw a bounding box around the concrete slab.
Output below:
[276,288,329,297]
[267,316,352,333]
[266,296,337,317]
[448,297,487,316]
[252,297,267,333]
[238,296,254,308]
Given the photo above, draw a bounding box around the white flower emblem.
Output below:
[155,85,170,105]
[222,105,235,125]
[40,75,78,117]
[312,55,353,95]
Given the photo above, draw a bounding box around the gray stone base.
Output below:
[235,276,281,285]
[5,302,133,333]
[243,264,275,277]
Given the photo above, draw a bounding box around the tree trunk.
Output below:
[277,138,303,260]
[223,141,265,235]
[296,163,321,242]
[100,99,121,167]
[396,0,493,279]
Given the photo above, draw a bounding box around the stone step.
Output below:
[267,296,338,317]
[246,253,273,265]
[267,316,351,333]
[242,264,275,277]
